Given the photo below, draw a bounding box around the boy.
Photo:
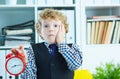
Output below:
[11,8,83,79]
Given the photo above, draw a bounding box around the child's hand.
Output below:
[56,23,65,44]
[11,45,28,63]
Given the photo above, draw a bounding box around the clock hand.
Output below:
[11,64,22,68]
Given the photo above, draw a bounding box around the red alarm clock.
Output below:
[5,52,26,76]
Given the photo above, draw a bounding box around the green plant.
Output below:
[93,62,120,79]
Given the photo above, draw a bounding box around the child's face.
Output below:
[41,19,61,44]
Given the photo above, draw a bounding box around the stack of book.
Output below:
[87,15,120,44]
[1,20,35,46]
[0,36,5,46]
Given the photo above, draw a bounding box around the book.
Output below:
[64,0,73,5]
[94,0,103,4]
[2,20,34,29]
[101,21,109,43]
[112,21,119,43]
[87,22,92,44]
[90,21,96,44]
[116,22,120,43]
[111,0,119,4]
[103,0,111,4]
[5,40,30,46]
[0,50,6,79]
[0,35,33,46]
[108,21,116,43]
[92,15,120,19]
[55,0,64,5]
[26,0,34,5]
[0,36,5,46]
[119,36,120,44]
[46,0,55,5]
[97,21,105,44]
[66,10,75,43]
[5,35,31,41]
[5,28,33,35]
[38,0,46,5]
[94,21,99,44]
[85,0,94,4]
[2,20,35,35]
[104,21,115,44]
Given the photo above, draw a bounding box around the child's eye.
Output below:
[44,25,48,28]
[54,24,58,27]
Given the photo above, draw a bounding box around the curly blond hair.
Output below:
[35,8,68,37]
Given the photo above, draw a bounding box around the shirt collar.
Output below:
[44,41,58,48]
[44,42,49,48]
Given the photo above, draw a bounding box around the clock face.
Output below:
[6,57,24,75]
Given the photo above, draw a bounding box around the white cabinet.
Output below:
[79,0,120,73]
[0,50,6,79]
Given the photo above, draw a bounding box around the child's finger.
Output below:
[19,45,27,59]
[19,45,25,55]
[59,23,62,32]
[61,23,65,35]
[11,48,20,55]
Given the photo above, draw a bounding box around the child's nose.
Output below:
[49,26,54,32]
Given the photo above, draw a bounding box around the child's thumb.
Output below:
[19,45,28,62]
[19,45,25,53]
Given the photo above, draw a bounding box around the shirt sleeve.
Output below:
[20,47,37,79]
[58,43,83,71]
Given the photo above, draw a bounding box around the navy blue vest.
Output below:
[31,42,74,79]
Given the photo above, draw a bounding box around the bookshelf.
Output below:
[0,0,77,46]
[0,0,120,77]
[0,0,79,79]
[79,0,120,73]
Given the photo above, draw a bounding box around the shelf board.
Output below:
[87,18,120,21]
[0,45,30,50]
[82,44,120,53]
[37,4,76,8]
[0,5,35,9]
[86,4,120,9]
[0,4,75,10]
[85,44,120,47]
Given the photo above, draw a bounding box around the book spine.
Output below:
[87,22,92,44]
